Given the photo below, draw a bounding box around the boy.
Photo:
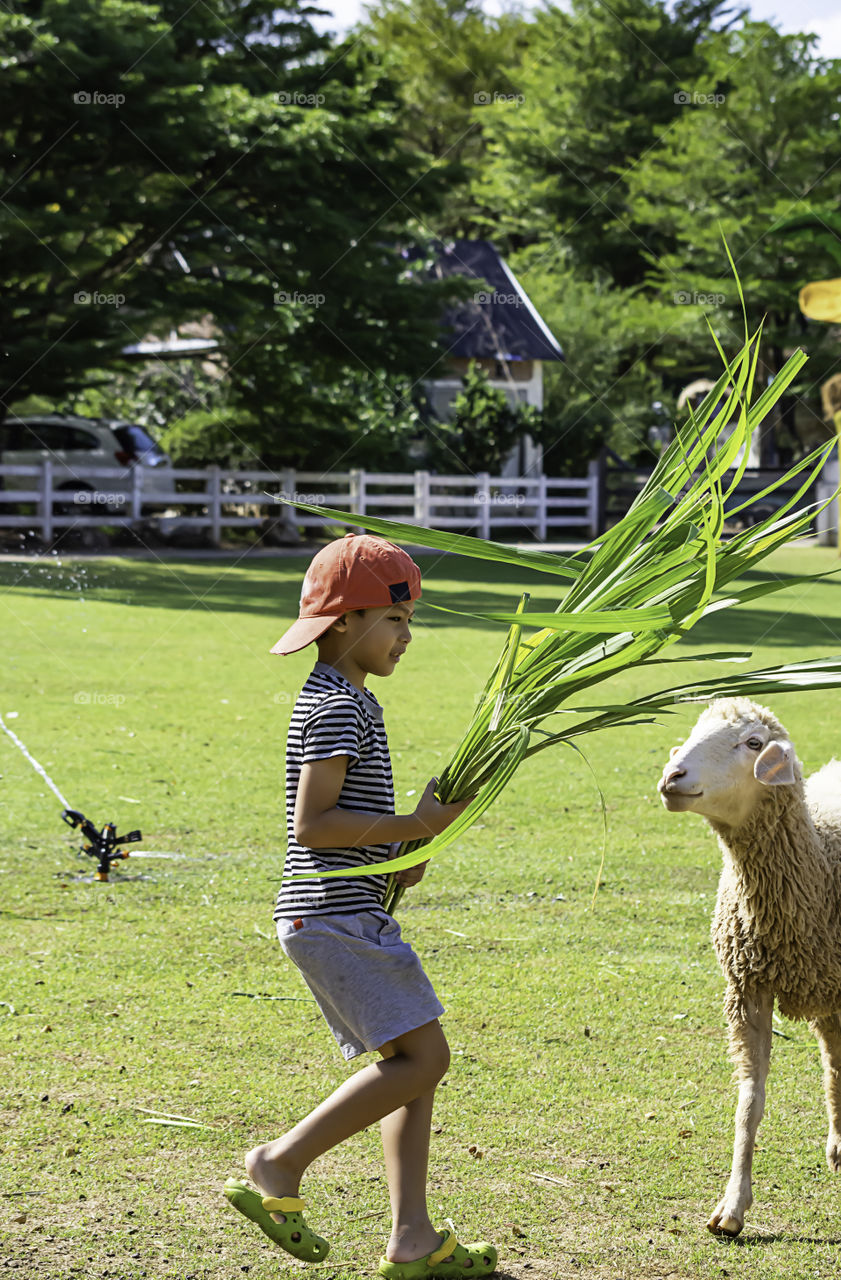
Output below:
[224,533,497,1280]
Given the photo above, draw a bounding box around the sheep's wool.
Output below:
[703,700,841,1025]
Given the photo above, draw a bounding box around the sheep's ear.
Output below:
[754,739,796,786]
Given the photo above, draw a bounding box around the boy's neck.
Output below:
[316,651,367,691]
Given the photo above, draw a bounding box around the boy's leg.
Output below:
[245,1020,449,1209]
[378,1054,442,1264]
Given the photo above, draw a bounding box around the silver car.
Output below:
[0,413,175,510]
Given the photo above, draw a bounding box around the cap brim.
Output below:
[270,614,342,655]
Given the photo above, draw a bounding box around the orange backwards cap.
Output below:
[270,533,422,655]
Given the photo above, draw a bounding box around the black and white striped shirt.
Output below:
[274,662,395,918]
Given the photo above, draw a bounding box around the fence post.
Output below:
[537,474,547,541]
[131,461,143,524]
[280,467,296,503]
[208,465,221,545]
[590,454,606,537]
[414,470,429,525]
[477,472,491,539]
[40,458,53,543]
[349,468,366,533]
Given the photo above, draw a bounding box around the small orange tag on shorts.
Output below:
[293,918,304,931]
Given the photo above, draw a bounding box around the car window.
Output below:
[6,422,64,451]
[64,428,101,450]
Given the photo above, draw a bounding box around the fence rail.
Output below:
[0,462,601,543]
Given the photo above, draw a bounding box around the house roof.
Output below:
[417,239,564,363]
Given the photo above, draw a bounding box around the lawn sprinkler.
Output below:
[0,711,143,881]
[61,808,142,881]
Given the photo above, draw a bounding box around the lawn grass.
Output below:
[2,543,841,1280]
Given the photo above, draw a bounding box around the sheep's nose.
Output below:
[660,764,686,790]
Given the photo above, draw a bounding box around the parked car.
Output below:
[0,413,175,510]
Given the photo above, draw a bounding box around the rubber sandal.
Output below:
[223,1177,330,1262]
[378,1229,497,1279]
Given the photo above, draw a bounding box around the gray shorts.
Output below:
[276,909,444,1061]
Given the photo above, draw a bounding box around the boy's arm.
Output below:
[294,758,466,850]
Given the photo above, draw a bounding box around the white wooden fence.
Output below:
[0,461,601,542]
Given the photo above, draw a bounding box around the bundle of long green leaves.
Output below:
[287,323,841,911]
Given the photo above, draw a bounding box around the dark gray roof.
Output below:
[415,239,564,363]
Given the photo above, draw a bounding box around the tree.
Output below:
[470,0,736,277]
[358,0,532,232]
[624,21,841,461]
[427,361,541,474]
[0,0,460,469]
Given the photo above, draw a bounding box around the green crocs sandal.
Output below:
[223,1177,329,1262]
[378,1229,497,1279]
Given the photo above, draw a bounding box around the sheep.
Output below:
[657,696,841,1237]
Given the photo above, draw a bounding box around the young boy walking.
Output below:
[224,533,497,1279]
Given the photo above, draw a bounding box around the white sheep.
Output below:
[658,696,841,1237]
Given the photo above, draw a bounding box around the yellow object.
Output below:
[427,1233,458,1266]
[798,279,841,322]
[262,1196,306,1213]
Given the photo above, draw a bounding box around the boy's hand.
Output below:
[395,859,429,887]
[412,777,471,837]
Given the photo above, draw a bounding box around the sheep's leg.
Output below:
[812,1013,841,1173]
[708,987,773,1238]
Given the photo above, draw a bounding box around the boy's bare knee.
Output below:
[383,1021,450,1082]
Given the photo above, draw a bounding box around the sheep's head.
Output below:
[658,697,800,829]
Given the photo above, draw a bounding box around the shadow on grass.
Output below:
[1,557,840,648]
[726,1231,841,1247]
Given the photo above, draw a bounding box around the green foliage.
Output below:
[427,362,541,474]
[0,0,458,470]
[286,323,841,905]
[4,546,841,1279]
[358,0,529,229]
[622,21,841,458]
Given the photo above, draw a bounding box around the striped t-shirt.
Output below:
[274,662,395,918]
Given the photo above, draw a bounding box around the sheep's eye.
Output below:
[745,736,763,751]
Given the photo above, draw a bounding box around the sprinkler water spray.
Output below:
[1,712,143,880]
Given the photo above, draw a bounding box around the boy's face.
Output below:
[332,601,414,680]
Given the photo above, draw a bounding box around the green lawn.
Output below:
[2,545,841,1280]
